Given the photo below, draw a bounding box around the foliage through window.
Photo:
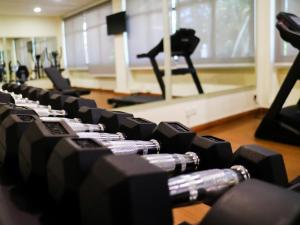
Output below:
[127,0,255,66]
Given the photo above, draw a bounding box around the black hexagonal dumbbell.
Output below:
[47,134,233,209]
[0,92,15,104]
[46,121,187,194]
[18,118,135,188]
[0,113,102,175]
[0,113,156,178]
[77,107,106,124]
[199,179,300,225]
[79,144,290,225]
[27,87,44,101]
[62,96,97,119]
[48,94,70,110]
[1,83,11,91]
[98,110,134,133]
[77,110,156,140]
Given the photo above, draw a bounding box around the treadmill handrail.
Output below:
[277,22,300,50]
[263,12,300,119]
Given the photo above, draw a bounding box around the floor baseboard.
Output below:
[191,108,268,132]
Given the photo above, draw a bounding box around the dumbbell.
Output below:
[4,84,38,99]
[46,121,232,206]
[77,109,136,133]
[0,107,136,173]
[1,89,98,119]
[62,96,97,119]
[47,132,232,205]
[0,110,136,168]
[199,179,300,225]
[0,112,107,174]
[2,85,97,118]
[1,83,11,91]
[0,90,68,118]
[79,144,290,225]
[18,117,153,187]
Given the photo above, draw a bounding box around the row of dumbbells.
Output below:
[1,83,300,225]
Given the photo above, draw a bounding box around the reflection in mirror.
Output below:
[108,0,256,110]
[0,0,257,111]
[0,37,58,83]
[168,0,256,97]
[0,39,6,82]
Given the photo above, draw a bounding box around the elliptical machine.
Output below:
[15,63,29,84]
[256,12,300,146]
[0,62,6,82]
[47,48,63,72]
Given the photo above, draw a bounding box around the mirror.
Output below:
[108,0,256,110]
[0,0,256,111]
[0,37,59,83]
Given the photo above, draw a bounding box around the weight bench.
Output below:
[44,67,90,97]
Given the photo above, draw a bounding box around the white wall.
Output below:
[0,15,62,48]
[120,87,257,127]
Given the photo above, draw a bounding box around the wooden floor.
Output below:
[173,112,300,225]
[84,90,300,225]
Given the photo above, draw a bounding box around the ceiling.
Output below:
[0,0,100,16]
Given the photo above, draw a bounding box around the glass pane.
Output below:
[176,0,254,63]
[127,0,164,66]
[215,0,254,60]
[15,38,31,69]
[177,0,213,62]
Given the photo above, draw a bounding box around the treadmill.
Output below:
[108,28,204,108]
[255,12,300,146]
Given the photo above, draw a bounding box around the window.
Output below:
[275,0,300,62]
[176,0,254,63]
[127,0,255,66]
[14,38,31,69]
[64,2,115,72]
[127,0,165,67]
[64,15,86,68]
[85,4,115,73]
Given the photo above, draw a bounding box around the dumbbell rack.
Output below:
[0,83,299,225]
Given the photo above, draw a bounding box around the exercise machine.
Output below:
[47,48,64,72]
[15,64,29,83]
[0,62,6,82]
[108,28,204,107]
[256,12,300,146]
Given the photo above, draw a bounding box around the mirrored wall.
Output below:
[124,0,256,106]
[0,37,59,82]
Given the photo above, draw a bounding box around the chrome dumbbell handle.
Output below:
[169,165,250,206]
[66,122,105,132]
[99,139,160,155]
[142,152,199,174]
[41,117,81,123]
[34,108,66,117]
[77,132,125,141]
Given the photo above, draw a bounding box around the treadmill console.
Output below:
[277,12,300,32]
[277,12,300,49]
